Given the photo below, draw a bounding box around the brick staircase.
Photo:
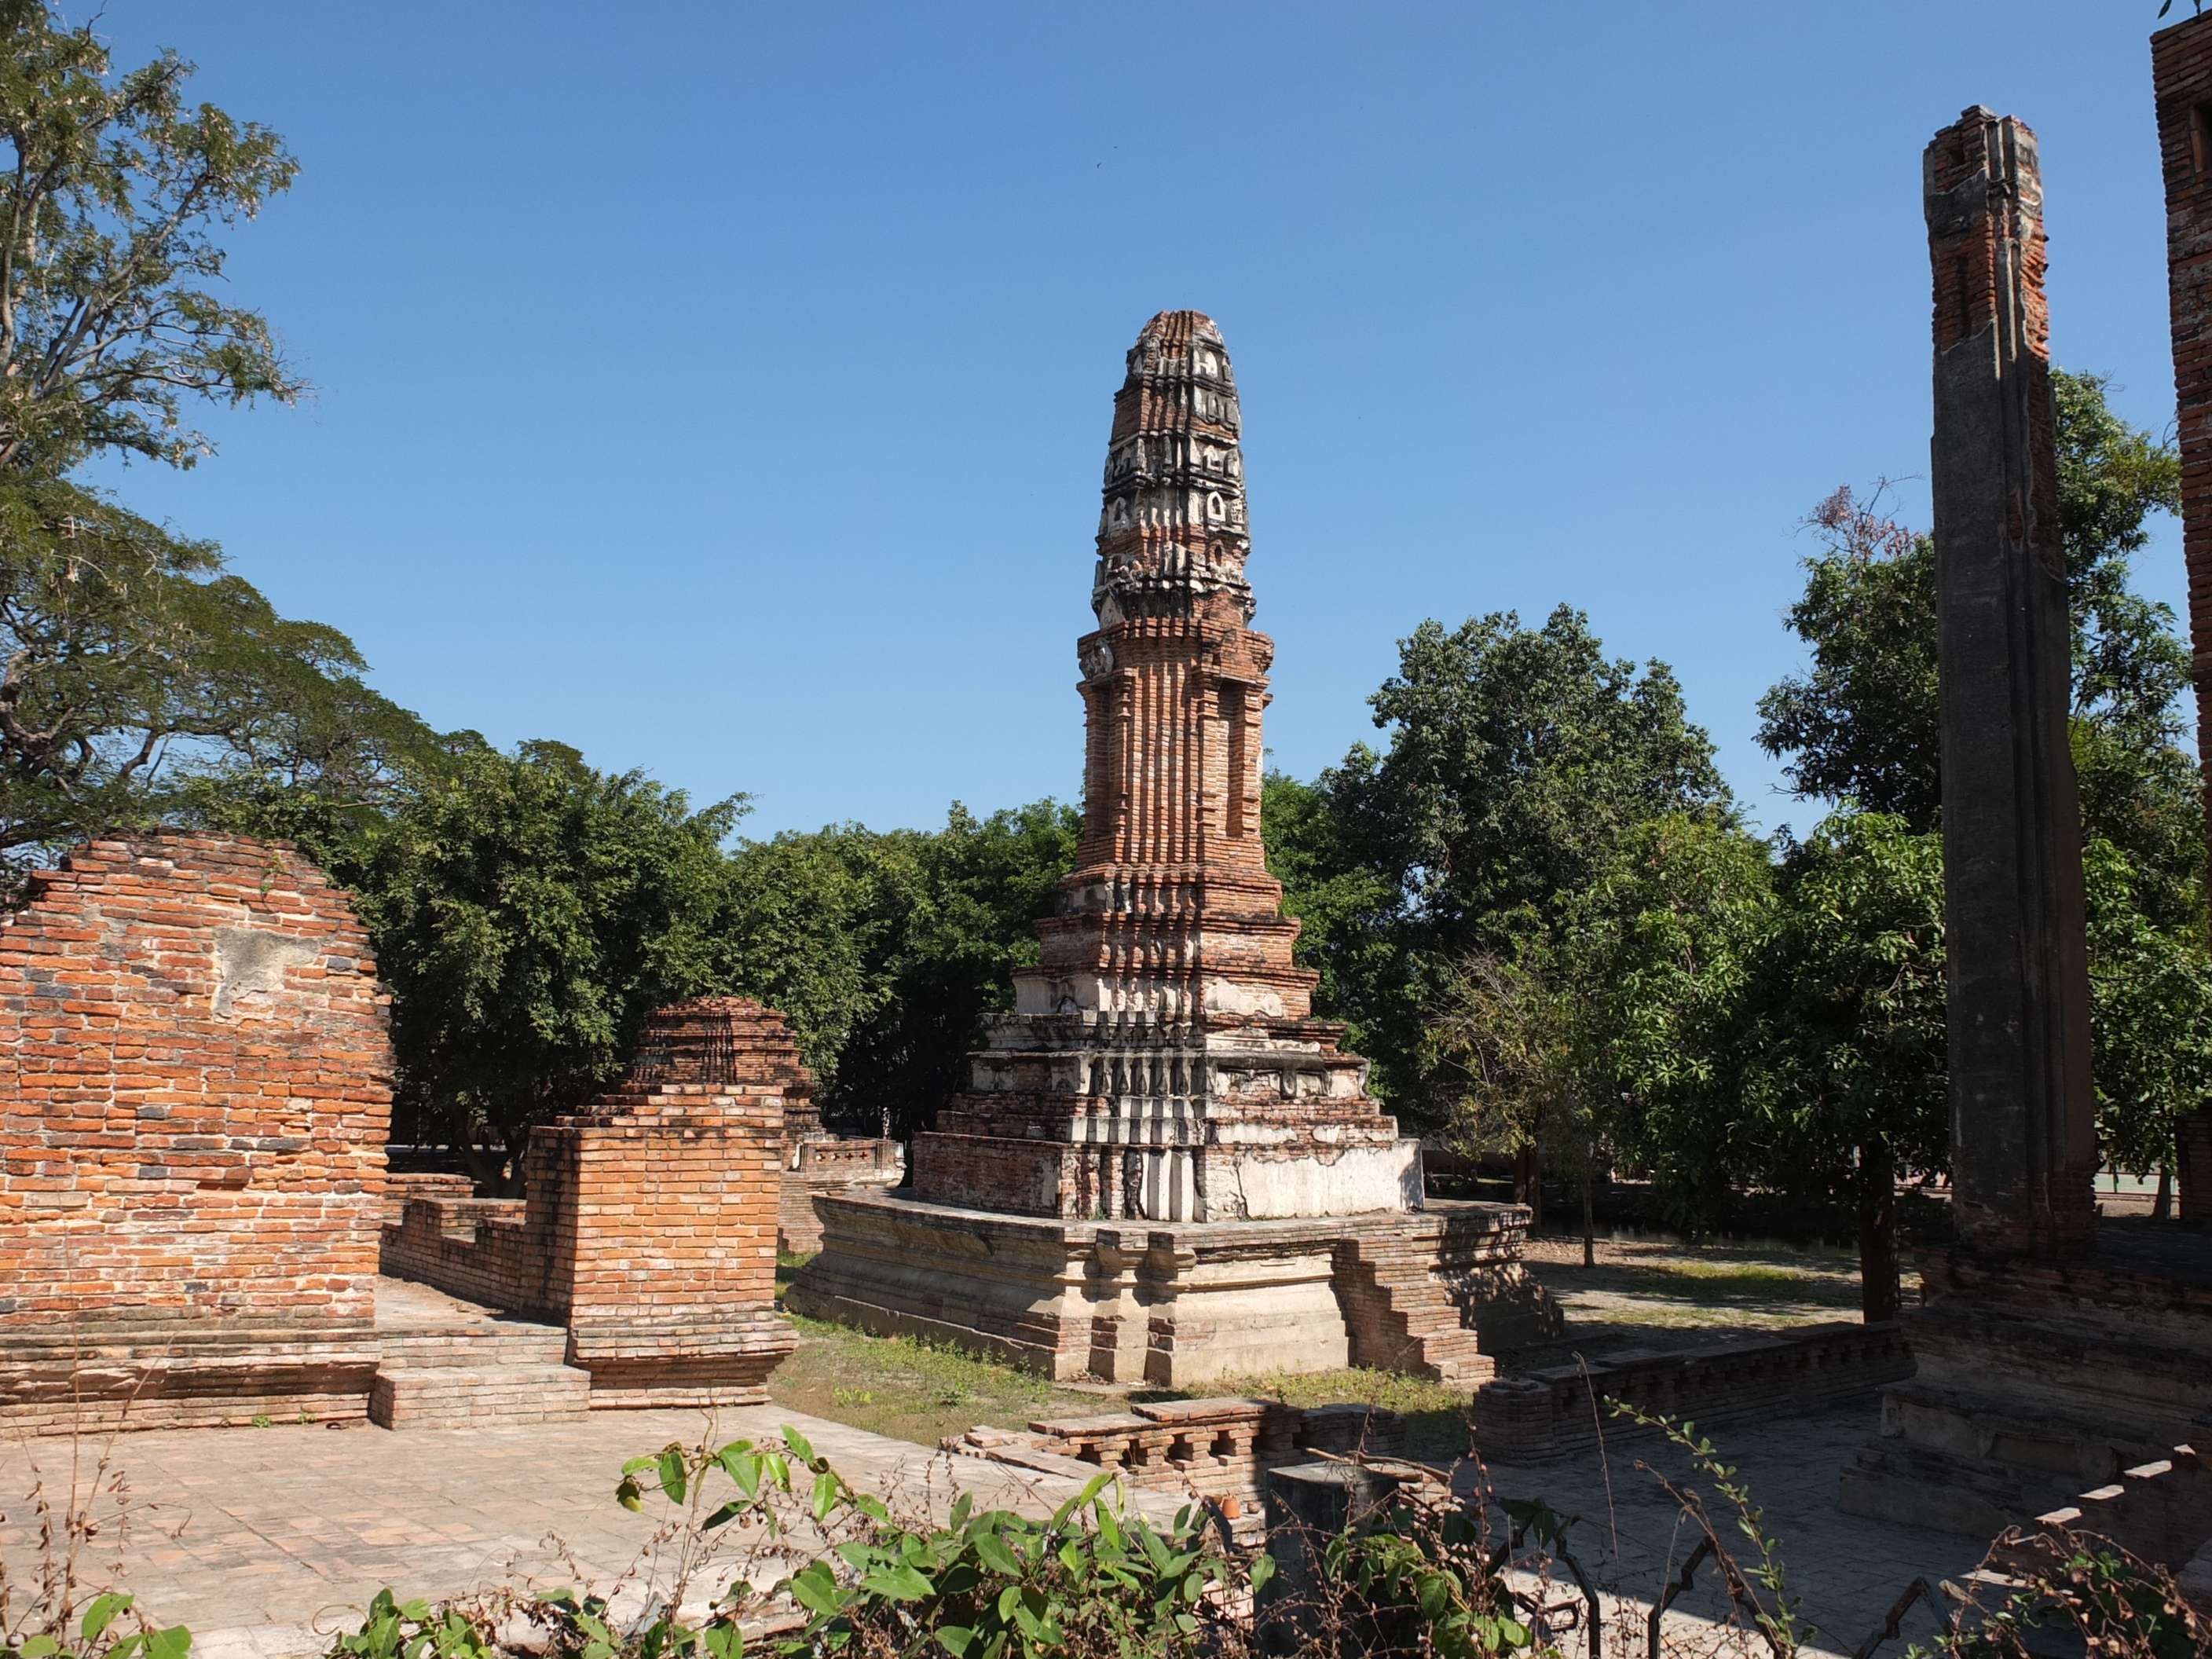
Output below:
[2025,1439,2212,1604]
[1335,1232,1492,1387]
[372,1276,592,1430]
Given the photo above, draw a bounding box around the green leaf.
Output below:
[936,1627,974,1658]
[142,1629,191,1659]
[972,1533,1022,1576]
[788,1565,847,1618]
[616,1476,644,1513]
[950,1492,973,1530]
[82,1594,135,1642]
[859,1566,934,1602]
[781,1426,817,1467]
[656,1448,688,1503]
[810,1470,838,1522]
[699,1625,742,1659]
[703,1501,744,1530]
[21,1637,60,1658]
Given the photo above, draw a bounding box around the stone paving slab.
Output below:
[0,1404,1181,1659]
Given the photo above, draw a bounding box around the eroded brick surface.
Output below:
[0,832,393,1430]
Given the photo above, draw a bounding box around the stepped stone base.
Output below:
[1840,1225,2212,1537]
[0,1324,380,1434]
[786,1192,1558,1388]
[371,1284,591,1430]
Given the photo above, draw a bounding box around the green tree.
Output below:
[1733,813,1949,1322]
[0,1,302,474]
[829,799,1080,1138]
[1752,487,1939,830]
[717,822,912,1098]
[0,474,435,866]
[1558,814,1778,1228]
[1280,604,1733,1119]
[2084,837,2212,1196]
[340,742,743,1187]
[718,800,1081,1138]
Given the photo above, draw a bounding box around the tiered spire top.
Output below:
[1093,310,1253,629]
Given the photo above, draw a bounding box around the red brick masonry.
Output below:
[380,997,797,1406]
[0,832,393,1432]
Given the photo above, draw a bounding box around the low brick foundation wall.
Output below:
[953,1397,1407,1536]
[779,1138,903,1254]
[1471,1321,1913,1462]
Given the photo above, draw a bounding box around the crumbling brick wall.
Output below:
[0,832,392,1431]
[380,996,798,1404]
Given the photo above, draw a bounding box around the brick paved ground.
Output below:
[0,1395,1977,1659]
[1477,1402,1984,1658]
[0,1404,1184,1659]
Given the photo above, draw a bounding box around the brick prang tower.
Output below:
[910,311,1416,1224]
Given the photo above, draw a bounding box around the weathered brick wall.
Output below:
[381,997,799,1404]
[0,832,393,1430]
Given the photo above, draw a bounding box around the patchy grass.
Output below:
[1506,1234,1867,1370]
[772,1254,1476,1458]
[769,1312,1110,1448]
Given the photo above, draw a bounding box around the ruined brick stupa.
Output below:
[791,312,1557,1386]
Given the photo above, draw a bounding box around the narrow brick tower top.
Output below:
[1036,310,1311,1023]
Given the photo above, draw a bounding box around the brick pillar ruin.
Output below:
[790,313,1562,1387]
[381,996,797,1405]
[2154,12,2212,1223]
[1840,108,2212,1541]
[1924,107,2098,1259]
[0,833,393,1432]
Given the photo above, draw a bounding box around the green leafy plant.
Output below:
[1908,1525,2205,1658]
[0,1445,191,1659]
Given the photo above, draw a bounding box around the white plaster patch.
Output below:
[211,927,317,1020]
[1221,1142,1421,1219]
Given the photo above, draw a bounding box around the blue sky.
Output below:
[82,2,2190,840]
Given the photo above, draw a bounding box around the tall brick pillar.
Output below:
[1924,108,2098,1258]
[2153,13,2212,1224]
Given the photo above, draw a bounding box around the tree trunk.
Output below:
[1580,1159,1596,1269]
[1515,1142,1544,1232]
[1858,1139,1900,1324]
[2154,1162,2173,1221]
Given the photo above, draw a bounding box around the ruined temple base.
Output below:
[0,1323,382,1434]
[780,1138,905,1255]
[1840,1223,2212,1540]
[786,1193,1560,1389]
